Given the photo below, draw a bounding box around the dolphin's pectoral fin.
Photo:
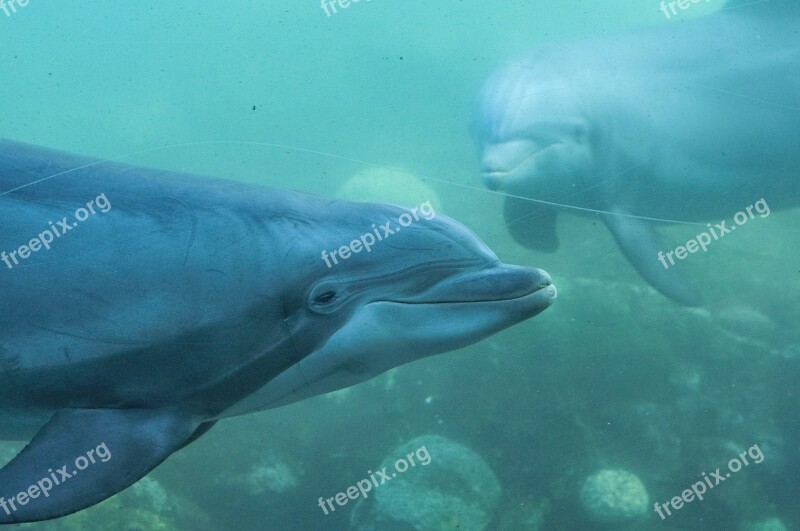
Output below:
[0,408,202,523]
[603,212,701,306]
[503,197,559,252]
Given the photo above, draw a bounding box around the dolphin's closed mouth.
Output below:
[482,141,562,189]
[391,265,556,305]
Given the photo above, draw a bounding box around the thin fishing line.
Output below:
[2,140,793,231]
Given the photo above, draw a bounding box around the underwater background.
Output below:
[1,0,798,529]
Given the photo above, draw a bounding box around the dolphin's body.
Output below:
[472,0,799,305]
[0,139,556,523]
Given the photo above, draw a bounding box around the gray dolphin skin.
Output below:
[472,0,799,306]
[0,139,555,522]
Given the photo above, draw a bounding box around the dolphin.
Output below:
[0,139,556,523]
[472,0,799,306]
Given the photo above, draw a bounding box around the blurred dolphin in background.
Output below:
[472,0,800,306]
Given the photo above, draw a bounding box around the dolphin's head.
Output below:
[230,195,556,412]
[472,57,594,198]
[299,198,557,368]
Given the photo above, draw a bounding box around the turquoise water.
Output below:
[1,1,798,530]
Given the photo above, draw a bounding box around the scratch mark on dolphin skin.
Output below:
[161,196,198,265]
[0,345,20,379]
[72,288,112,308]
[31,325,151,346]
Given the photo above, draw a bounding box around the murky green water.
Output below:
[2,1,797,530]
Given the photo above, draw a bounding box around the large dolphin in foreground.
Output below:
[472,0,799,306]
[0,139,556,523]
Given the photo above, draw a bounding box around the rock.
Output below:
[245,455,299,494]
[351,435,501,531]
[742,517,790,531]
[335,167,441,209]
[579,469,648,523]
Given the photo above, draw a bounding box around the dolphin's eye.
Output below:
[315,291,337,304]
[308,282,347,314]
